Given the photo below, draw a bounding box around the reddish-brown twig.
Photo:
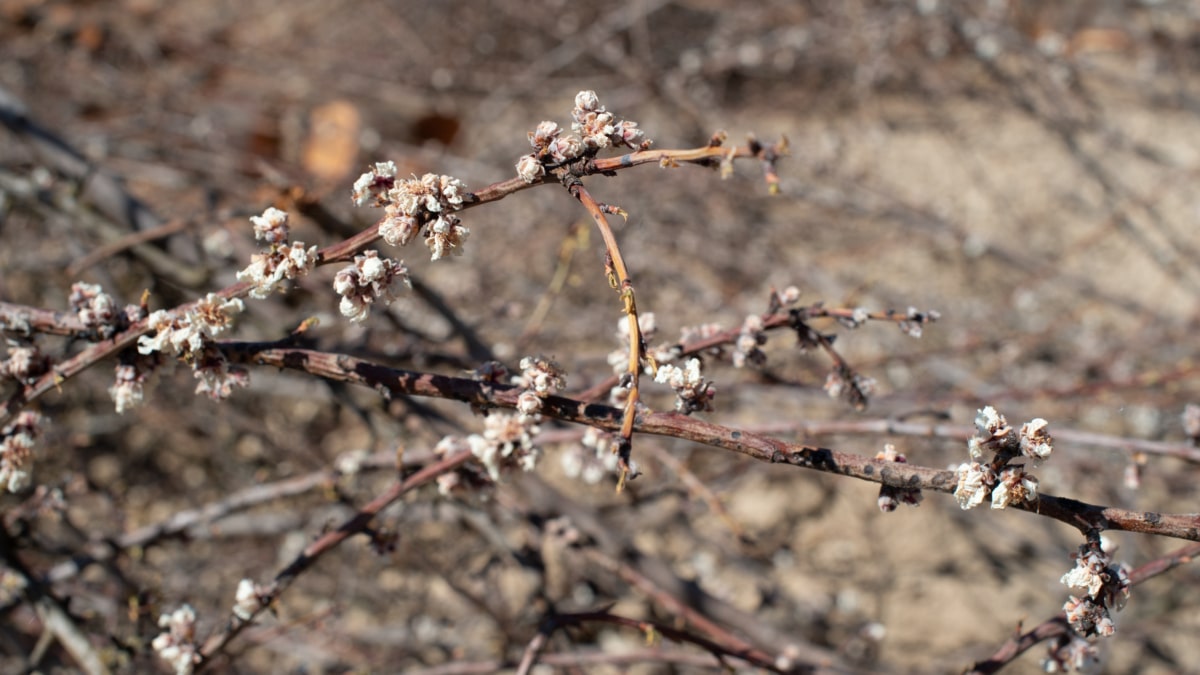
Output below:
[560,177,648,487]
[219,342,1200,542]
[966,542,1200,674]
[195,449,472,670]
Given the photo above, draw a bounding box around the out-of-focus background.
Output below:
[2,1,1199,672]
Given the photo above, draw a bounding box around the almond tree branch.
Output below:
[219,342,1200,543]
[0,139,775,427]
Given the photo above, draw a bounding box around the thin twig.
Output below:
[195,449,472,669]
[563,178,648,487]
[966,542,1200,674]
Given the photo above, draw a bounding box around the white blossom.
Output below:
[249,207,290,244]
[953,461,994,510]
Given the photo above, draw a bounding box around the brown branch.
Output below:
[220,343,1200,542]
[0,301,87,337]
[562,178,646,485]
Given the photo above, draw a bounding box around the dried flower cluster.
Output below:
[654,358,715,414]
[1,340,48,384]
[134,293,248,407]
[561,426,624,485]
[1041,635,1101,673]
[249,206,290,244]
[68,281,131,338]
[151,604,200,675]
[965,405,1053,465]
[732,314,767,368]
[351,162,470,260]
[897,306,940,338]
[512,355,566,415]
[232,578,267,621]
[436,402,545,489]
[1059,540,1131,638]
[0,411,41,493]
[235,208,319,299]
[472,412,541,481]
[953,406,1050,511]
[875,443,923,512]
[439,356,566,482]
[822,366,877,410]
[515,90,651,183]
[109,362,147,414]
[137,294,244,358]
[332,250,411,323]
[191,345,250,401]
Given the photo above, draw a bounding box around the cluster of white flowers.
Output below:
[897,306,940,338]
[232,579,267,621]
[954,406,1049,511]
[1,341,47,384]
[512,355,566,416]
[133,294,248,407]
[235,208,319,299]
[249,206,290,244]
[823,368,876,408]
[67,282,142,339]
[515,90,650,183]
[838,307,872,330]
[1041,635,1101,673]
[561,426,623,485]
[332,250,411,323]
[606,313,658,376]
[732,314,766,368]
[654,358,715,414]
[875,443,923,512]
[965,406,1053,466]
[137,294,245,358]
[109,363,146,414]
[191,347,250,401]
[1060,541,1130,638]
[151,604,200,675]
[435,409,543,487]
[473,412,541,481]
[514,356,565,396]
[68,282,116,330]
[352,162,470,261]
[423,213,470,261]
[0,411,41,493]
[571,90,646,152]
